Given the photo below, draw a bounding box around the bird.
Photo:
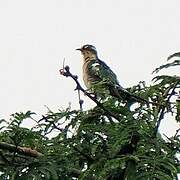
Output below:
[76,44,147,104]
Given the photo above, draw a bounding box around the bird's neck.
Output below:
[83,54,97,62]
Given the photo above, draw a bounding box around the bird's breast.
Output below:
[82,61,91,88]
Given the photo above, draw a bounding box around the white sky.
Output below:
[0,0,179,137]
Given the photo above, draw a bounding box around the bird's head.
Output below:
[76,44,98,61]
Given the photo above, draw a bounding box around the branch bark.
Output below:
[0,142,42,158]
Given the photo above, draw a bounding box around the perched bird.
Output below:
[76,44,146,103]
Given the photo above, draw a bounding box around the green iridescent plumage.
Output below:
[87,59,120,86]
[84,58,129,100]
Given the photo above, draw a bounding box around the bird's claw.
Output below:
[84,91,97,98]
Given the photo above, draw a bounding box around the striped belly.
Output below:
[83,62,90,89]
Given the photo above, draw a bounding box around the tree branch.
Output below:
[0,142,42,158]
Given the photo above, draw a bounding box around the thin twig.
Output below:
[77,89,83,111]
[41,115,64,132]
[174,128,180,137]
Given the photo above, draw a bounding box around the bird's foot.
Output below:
[84,90,97,99]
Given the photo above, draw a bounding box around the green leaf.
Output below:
[152,59,180,74]
[167,52,180,60]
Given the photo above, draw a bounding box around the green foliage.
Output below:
[153,52,180,74]
[0,55,179,179]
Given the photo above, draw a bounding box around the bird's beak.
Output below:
[76,48,82,51]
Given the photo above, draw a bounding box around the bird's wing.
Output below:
[88,60,148,104]
[89,59,120,86]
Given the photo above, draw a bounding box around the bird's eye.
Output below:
[82,51,86,55]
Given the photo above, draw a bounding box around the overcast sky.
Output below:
[0,0,179,136]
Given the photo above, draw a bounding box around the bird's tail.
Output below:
[108,85,148,105]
